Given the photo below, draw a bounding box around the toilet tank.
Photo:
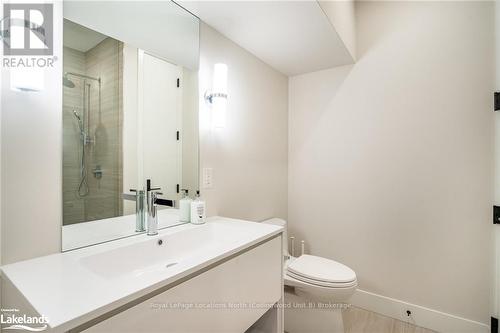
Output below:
[262,218,288,256]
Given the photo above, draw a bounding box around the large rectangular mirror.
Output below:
[62,1,199,251]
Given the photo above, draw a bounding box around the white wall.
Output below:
[1,2,63,265]
[289,0,493,327]
[199,23,288,221]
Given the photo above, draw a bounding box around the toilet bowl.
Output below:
[263,218,357,332]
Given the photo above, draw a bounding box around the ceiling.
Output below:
[64,1,200,70]
[63,19,107,53]
[178,1,354,76]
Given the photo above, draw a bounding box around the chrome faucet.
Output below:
[122,189,146,232]
[147,190,161,235]
[146,179,176,236]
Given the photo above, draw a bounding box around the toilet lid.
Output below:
[287,255,356,284]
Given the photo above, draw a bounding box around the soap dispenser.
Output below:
[179,189,192,223]
[190,191,206,225]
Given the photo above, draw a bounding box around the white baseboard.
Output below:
[350,289,489,333]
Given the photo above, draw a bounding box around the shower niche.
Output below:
[61,1,200,250]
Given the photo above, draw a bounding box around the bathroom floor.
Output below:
[343,306,436,333]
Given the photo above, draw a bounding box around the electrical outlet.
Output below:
[202,168,213,189]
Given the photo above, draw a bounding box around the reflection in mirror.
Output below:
[62,2,199,251]
[63,20,121,225]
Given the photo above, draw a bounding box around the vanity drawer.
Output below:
[84,235,282,333]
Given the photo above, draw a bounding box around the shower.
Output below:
[63,72,101,198]
[63,76,75,88]
[63,72,101,88]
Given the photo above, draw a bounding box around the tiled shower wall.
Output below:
[63,46,86,224]
[63,38,123,225]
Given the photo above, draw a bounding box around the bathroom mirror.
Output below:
[62,1,199,251]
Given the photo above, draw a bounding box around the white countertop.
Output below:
[1,217,282,332]
[62,208,183,251]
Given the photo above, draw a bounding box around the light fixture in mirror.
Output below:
[205,63,228,128]
[10,69,44,92]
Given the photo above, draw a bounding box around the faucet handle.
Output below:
[122,192,137,201]
[155,198,176,208]
[146,179,161,192]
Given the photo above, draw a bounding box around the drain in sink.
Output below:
[166,263,178,268]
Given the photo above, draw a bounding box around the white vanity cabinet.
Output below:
[1,219,283,333]
[82,236,282,333]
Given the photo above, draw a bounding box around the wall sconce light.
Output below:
[204,63,228,128]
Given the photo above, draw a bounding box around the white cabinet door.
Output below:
[84,236,282,333]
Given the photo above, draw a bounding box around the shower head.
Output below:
[63,74,75,88]
[64,71,100,85]
[73,110,85,135]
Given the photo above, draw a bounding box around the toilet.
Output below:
[263,218,357,332]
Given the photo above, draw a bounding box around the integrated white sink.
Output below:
[1,217,283,332]
[80,222,228,279]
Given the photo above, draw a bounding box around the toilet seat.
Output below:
[287,271,358,288]
[286,255,357,288]
[284,271,357,303]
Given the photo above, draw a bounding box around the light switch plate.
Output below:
[202,168,213,189]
